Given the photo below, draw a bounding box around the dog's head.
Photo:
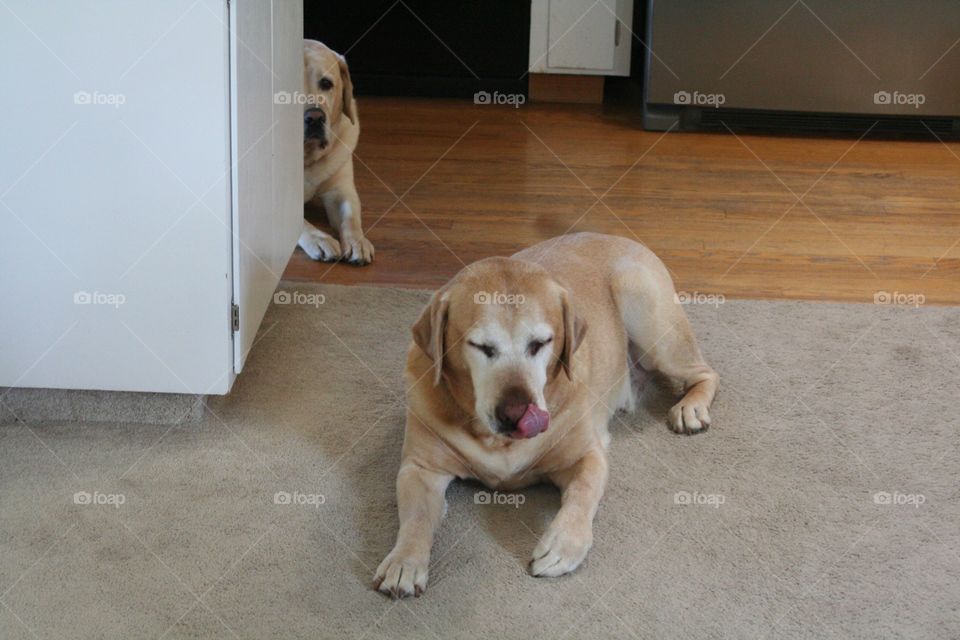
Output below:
[412,258,587,440]
[303,40,355,156]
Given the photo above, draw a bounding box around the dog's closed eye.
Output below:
[527,337,552,357]
[468,341,497,359]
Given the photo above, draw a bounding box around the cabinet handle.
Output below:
[614,18,621,47]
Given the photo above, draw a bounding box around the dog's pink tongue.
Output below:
[514,404,549,439]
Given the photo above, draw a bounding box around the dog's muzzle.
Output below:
[494,387,550,439]
[304,108,327,144]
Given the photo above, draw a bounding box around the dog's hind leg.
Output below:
[611,259,719,434]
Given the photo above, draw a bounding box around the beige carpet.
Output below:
[1,283,958,639]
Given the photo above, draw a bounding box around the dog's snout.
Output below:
[304,108,326,139]
[494,386,533,432]
[304,108,326,124]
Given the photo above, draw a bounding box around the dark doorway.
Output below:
[304,1,531,98]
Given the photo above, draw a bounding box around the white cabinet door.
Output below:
[0,0,302,394]
[548,0,618,70]
[0,0,235,394]
[230,0,303,372]
[530,0,633,76]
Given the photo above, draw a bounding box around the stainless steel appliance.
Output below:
[644,0,960,136]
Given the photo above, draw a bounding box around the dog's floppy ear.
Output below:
[338,54,356,125]
[412,290,450,386]
[559,288,587,381]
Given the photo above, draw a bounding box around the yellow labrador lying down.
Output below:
[374,232,719,598]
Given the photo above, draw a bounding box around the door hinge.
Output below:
[231,303,240,332]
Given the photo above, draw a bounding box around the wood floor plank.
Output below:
[284,98,960,305]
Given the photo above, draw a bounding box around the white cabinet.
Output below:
[0,0,303,395]
[529,0,634,76]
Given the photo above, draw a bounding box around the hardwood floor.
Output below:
[284,98,960,305]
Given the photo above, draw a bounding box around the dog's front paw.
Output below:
[530,524,592,578]
[298,228,341,262]
[667,399,711,434]
[340,234,374,265]
[373,548,428,598]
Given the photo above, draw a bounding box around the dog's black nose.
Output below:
[494,386,532,433]
[304,108,326,124]
[304,108,326,139]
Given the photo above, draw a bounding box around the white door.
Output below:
[230,0,303,372]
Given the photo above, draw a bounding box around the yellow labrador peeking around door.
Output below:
[300,40,374,265]
[374,232,719,598]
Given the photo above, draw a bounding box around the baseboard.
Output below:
[529,73,605,104]
[0,388,206,425]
